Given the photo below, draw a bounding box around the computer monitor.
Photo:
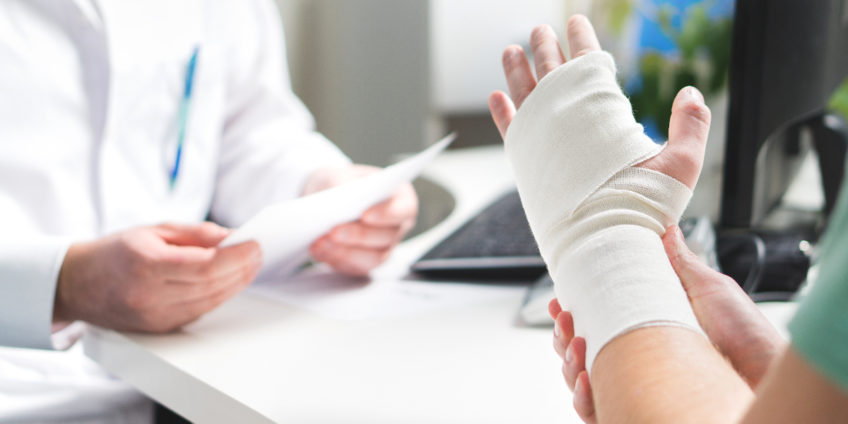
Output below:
[720,0,848,229]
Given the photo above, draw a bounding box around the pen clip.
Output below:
[169,46,200,191]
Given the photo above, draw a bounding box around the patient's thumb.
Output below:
[667,86,711,151]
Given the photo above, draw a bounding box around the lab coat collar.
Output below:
[71,0,103,30]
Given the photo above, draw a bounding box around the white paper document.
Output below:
[222,134,456,277]
[248,265,523,321]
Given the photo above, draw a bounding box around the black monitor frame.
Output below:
[720,0,848,229]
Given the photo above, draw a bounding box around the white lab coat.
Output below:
[0,0,349,421]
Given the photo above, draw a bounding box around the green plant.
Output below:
[830,78,848,120]
[626,2,733,139]
[603,0,636,36]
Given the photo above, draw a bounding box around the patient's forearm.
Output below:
[591,326,753,423]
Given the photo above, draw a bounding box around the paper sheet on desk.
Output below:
[248,265,523,320]
[221,134,456,277]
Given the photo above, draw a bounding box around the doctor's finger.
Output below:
[172,265,259,323]
[573,371,597,424]
[489,91,516,139]
[166,256,261,301]
[160,240,262,281]
[502,45,536,109]
[330,221,411,250]
[553,310,575,359]
[566,15,601,59]
[548,298,562,320]
[311,239,391,276]
[153,222,230,247]
[530,24,566,81]
[563,336,587,391]
[361,184,418,227]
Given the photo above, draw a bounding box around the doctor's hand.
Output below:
[54,223,261,333]
[303,165,418,276]
[488,15,711,191]
[549,225,785,423]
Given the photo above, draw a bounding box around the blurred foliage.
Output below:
[603,0,636,36]
[831,77,848,120]
[627,2,733,139]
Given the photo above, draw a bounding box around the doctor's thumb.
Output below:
[154,222,231,247]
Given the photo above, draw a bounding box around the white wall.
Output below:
[275,0,433,165]
[431,0,564,113]
[274,0,311,100]
[275,0,572,163]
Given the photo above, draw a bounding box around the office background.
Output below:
[273,0,719,219]
[273,0,566,164]
[273,0,848,220]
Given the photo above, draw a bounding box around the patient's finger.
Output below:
[489,91,516,138]
[502,45,536,108]
[530,24,566,80]
[566,15,601,59]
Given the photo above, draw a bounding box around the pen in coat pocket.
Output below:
[169,46,199,191]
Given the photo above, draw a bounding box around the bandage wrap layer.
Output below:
[505,51,703,371]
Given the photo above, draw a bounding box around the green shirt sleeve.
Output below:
[788,180,848,393]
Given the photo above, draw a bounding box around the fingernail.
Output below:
[554,321,561,338]
[574,374,584,395]
[506,46,522,59]
[686,86,704,104]
[565,344,573,363]
[364,210,384,224]
[334,228,350,242]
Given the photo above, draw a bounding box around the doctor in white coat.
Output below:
[0,0,417,422]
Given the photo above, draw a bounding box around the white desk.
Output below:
[85,146,582,423]
[84,145,797,423]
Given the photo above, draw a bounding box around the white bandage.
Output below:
[505,51,703,371]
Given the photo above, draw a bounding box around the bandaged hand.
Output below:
[489,16,712,370]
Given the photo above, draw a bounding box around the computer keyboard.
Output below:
[411,189,546,280]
